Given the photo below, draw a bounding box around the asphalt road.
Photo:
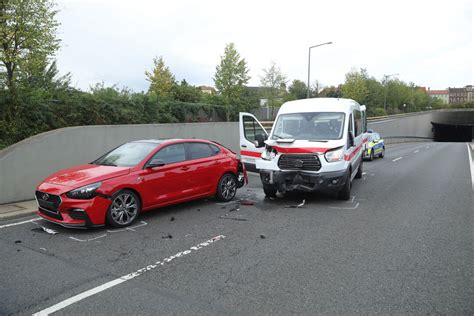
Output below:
[1,142,472,315]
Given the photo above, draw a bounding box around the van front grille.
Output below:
[278,154,321,171]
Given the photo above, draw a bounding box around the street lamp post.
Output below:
[307,41,332,98]
[383,73,399,111]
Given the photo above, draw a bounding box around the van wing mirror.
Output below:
[146,158,165,168]
[254,133,267,148]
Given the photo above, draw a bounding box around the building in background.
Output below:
[199,86,216,94]
[427,89,449,104]
[448,85,473,104]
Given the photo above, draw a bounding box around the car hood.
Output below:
[43,164,130,190]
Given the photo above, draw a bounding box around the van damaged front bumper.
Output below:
[259,169,348,193]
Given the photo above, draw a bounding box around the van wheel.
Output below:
[216,173,237,202]
[379,147,385,158]
[369,151,374,161]
[263,184,277,198]
[355,158,363,179]
[337,170,351,200]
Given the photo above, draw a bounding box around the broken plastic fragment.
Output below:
[284,199,306,209]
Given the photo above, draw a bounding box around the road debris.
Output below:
[14,240,21,244]
[162,234,173,239]
[284,199,306,208]
[260,234,266,239]
[31,226,58,235]
[170,216,175,221]
[229,207,239,212]
[196,209,201,212]
[240,199,255,206]
[219,216,248,221]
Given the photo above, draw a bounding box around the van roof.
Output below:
[279,98,360,115]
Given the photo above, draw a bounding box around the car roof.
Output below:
[131,139,214,145]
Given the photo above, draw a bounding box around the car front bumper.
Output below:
[36,192,111,228]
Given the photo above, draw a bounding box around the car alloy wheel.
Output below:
[109,191,139,226]
[218,173,237,201]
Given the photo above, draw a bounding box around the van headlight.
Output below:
[261,145,277,161]
[66,182,102,199]
[324,147,344,162]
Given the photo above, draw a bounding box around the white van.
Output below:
[239,98,367,200]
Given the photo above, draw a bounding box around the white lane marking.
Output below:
[69,234,107,242]
[33,235,225,316]
[413,150,420,153]
[368,118,398,124]
[0,217,41,229]
[467,143,474,191]
[329,203,360,210]
[362,172,367,176]
[107,221,148,233]
[392,157,403,162]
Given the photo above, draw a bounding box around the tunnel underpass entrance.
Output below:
[431,122,473,142]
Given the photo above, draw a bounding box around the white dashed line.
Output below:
[32,235,226,316]
[69,234,107,242]
[0,217,41,229]
[392,157,403,162]
[467,143,474,191]
[413,150,420,153]
[329,202,360,210]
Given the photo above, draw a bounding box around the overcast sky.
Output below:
[55,0,472,92]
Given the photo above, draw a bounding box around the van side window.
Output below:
[243,116,266,142]
[353,110,362,136]
[348,114,353,135]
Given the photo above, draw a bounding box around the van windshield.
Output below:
[271,112,345,141]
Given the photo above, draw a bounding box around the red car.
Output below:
[35,139,247,228]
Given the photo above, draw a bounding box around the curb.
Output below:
[0,200,37,221]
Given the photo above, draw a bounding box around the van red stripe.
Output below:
[272,146,331,154]
[344,143,362,161]
[240,150,262,157]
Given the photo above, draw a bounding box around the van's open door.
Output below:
[239,112,268,172]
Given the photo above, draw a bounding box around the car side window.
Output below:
[187,142,217,160]
[151,144,186,165]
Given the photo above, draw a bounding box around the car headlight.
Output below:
[66,182,102,199]
[324,147,344,162]
[261,145,277,161]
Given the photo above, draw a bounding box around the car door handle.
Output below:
[181,166,190,171]
[241,144,247,148]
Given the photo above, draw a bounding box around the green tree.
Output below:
[288,79,307,100]
[145,56,176,98]
[213,43,250,120]
[0,0,60,120]
[260,61,287,110]
[172,79,202,103]
[319,85,342,98]
[341,68,369,104]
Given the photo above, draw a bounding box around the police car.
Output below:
[364,131,385,160]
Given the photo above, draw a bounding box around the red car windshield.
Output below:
[93,142,159,167]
